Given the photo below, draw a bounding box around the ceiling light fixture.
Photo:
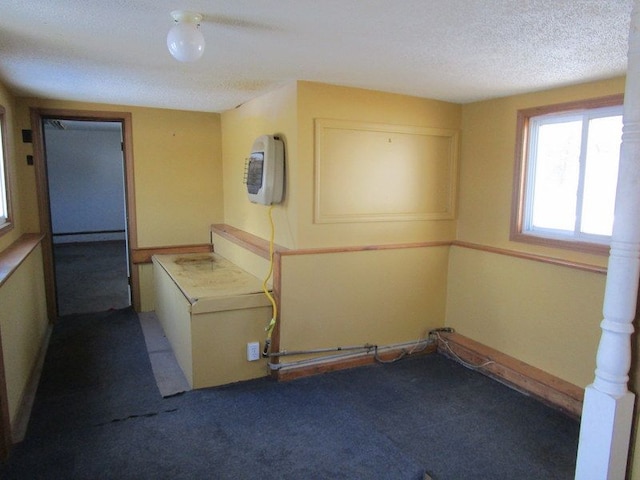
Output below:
[167,11,205,62]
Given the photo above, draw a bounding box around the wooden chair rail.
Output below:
[0,234,44,289]
[130,244,213,265]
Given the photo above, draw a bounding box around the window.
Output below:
[0,106,12,236]
[511,95,624,254]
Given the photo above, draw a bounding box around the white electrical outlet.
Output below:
[247,342,260,361]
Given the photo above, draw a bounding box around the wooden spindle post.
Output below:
[575,2,640,478]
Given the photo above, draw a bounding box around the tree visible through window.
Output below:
[511,95,624,254]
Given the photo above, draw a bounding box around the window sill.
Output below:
[509,231,609,256]
[0,221,14,239]
[0,233,44,288]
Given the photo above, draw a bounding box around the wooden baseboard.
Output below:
[272,343,437,382]
[436,332,584,419]
[271,332,582,419]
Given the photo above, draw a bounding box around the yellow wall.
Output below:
[137,264,156,312]
[457,76,625,265]
[211,234,272,287]
[128,107,223,247]
[447,246,605,386]
[295,81,461,248]
[0,81,49,435]
[279,246,449,361]
[219,81,460,363]
[221,82,298,251]
[13,98,224,310]
[0,246,48,427]
[15,98,224,247]
[447,76,626,388]
[220,80,462,257]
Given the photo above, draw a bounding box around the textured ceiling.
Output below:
[0,0,633,113]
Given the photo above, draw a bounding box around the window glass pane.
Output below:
[530,120,582,231]
[513,97,623,253]
[581,115,622,236]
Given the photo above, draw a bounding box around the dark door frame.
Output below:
[30,108,139,320]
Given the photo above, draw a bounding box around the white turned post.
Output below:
[575,2,640,479]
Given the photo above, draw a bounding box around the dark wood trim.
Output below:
[211,223,606,275]
[279,240,451,257]
[279,238,604,274]
[510,104,529,248]
[212,223,450,259]
[0,233,44,288]
[516,94,624,119]
[509,231,610,256]
[120,113,139,310]
[29,110,56,321]
[274,343,437,382]
[211,223,288,260]
[30,108,138,315]
[437,332,584,419]
[452,240,607,274]
[130,243,213,265]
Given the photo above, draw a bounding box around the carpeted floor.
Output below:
[0,308,579,479]
[54,241,130,316]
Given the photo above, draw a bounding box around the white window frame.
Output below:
[510,95,624,255]
[0,105,12,237]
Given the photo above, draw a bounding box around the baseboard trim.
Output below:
[437,332,584,419]
[12,324,53,443]
[272,343,437,382]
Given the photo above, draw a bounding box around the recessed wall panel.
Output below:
[314,119,458,223]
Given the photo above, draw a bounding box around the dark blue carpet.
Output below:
[0,308,579,479]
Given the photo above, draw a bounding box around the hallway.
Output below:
[54,241,130,316]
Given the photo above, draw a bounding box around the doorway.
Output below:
[30,109,139,320]
[44,119,129,316]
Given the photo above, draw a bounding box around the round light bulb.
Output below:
[167,12,205,62]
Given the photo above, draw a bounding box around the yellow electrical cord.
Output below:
[263,205,278,340]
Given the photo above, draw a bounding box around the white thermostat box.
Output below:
[245,135,284,205]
